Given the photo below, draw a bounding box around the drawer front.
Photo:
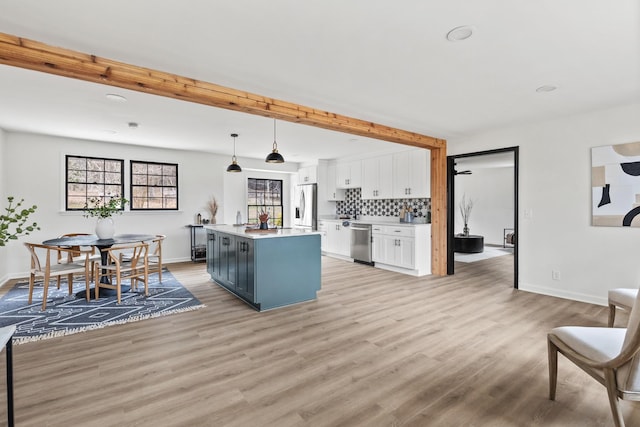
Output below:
[381,226,415,238]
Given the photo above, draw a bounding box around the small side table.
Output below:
[186,225,207,262]
[0,325,15,427]
[454,235,484,253]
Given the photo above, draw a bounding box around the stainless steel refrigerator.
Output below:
[294,184,317,231]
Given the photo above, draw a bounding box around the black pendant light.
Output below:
[226,133,242,172]
[265,119,285,163]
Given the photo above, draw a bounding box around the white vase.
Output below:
[96,217,115,239]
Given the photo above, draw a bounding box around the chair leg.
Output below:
[28,274,35,304]
[41,272,50,311]
[548,337,558,401]
[67,273,74,295]
[158,263,162,283]
[609,304,617,327]
[604,368,625,427]
[84,271,90,302]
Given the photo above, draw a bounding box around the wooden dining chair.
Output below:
[56,232,101,284]
[548,287,640,427]
[94,242,149,304]
[608,288,638,327]
[120,235,165,282]
[24,242,91,310]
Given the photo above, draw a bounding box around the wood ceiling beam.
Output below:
[0,32,444,150]
[0,31,448,275]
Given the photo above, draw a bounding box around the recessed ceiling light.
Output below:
[535,85,557,93]
[446,25,475,42]
[106,93,127,102]
[128,122,139,129]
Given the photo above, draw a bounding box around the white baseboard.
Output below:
[519,282,608,307]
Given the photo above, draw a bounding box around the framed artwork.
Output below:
[592,141,640,227]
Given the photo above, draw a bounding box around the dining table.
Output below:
[42,233,156,298]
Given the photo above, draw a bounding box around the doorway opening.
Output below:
[446,147,519,289]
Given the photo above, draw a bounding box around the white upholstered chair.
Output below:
[608,288,638,327]
[548,288,640,427]
[24,242,91,310]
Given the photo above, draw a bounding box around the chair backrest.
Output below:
[151,234,165,257]
[24,242,45,273]
[616,289,640,391]
[105,242,149,269]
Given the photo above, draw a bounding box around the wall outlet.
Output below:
[552,270,561,281]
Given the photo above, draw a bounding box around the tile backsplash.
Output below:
[336,188,431,218]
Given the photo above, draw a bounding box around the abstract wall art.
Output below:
[592,141,640,227]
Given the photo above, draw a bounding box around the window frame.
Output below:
[129,160,179,211]
[247,178,284,228]
[65,155,125,212]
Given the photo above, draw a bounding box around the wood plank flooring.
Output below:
[0,255,636,426]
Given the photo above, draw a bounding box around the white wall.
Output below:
[0,131,295,284]
[0,128,6,280]
[455,167,514,245]
[449,102,640,306]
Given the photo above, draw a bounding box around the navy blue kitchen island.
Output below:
[205,225,322,311]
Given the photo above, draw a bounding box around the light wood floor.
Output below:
[0,255,636,426]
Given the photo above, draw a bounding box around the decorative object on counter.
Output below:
[206,196,218,224]
[226,133,242,172]
[196,213,202,224]
[0,196,40,247]
[459,194,474,237]
[83,196,128,239]
[258,209,270,229]
[265,119,285,163]
[236,210,243,225]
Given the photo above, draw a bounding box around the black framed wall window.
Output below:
[65,155,125,210]
[130,160,178,210]
[247,178,283,227]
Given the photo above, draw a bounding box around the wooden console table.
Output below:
[454,235,484,253]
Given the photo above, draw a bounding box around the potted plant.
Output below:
[0,196,40,246]
[83,196,128,239]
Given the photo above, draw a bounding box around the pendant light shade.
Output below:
[226,133,242,172]
[266,119,285,163]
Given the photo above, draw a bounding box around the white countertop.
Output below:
[204,224,322,239]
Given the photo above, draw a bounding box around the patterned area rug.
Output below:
[0,269,204,344]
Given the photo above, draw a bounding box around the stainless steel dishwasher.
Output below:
[350,223,373,265]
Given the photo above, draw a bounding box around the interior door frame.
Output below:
[446,146,519,289]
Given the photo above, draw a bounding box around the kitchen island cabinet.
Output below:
[205,225,321,311]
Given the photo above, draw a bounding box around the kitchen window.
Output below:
[65,155,125,210]
[130,160,178,210]
[247,178,283,227]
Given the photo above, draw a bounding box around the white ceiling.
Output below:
[0,0,638,165]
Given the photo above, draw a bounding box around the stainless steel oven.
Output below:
[350,223,373,265]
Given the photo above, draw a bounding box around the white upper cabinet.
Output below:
[324,163,345,201]
[336,160,362,189]
[298,165,317,184]
[392,149,430,198]
[361,155,393,200]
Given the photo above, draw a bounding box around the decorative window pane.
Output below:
[65,155,125,211]
[130,160,178,211]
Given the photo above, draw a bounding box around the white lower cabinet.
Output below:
[324,220,351,257]
[372,224,430,276]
